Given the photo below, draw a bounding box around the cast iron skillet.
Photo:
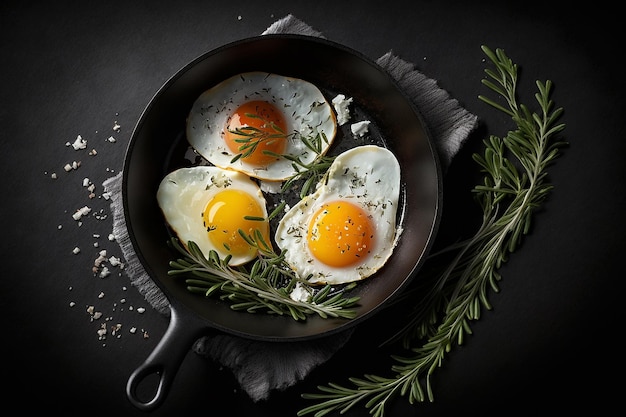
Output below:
[123,34,442,410]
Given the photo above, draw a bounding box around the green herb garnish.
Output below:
[167,205,360,321]
[229,112,289,163]
[297,45,566,417]
[277,131,336,199]
[229,111,336,199]
[228,113,335,195]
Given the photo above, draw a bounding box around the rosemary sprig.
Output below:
[230,111,336,198]
[167,231,360,321]
[277,131,336,198]
[228,114,335,199]
[297,45,566,417]
[229,112,288,163]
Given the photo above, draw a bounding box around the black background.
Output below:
[1,1,622,415]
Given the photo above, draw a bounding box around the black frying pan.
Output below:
[123,34,442,410]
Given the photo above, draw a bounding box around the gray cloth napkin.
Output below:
[103,14,478,402]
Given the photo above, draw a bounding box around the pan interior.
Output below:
[122,34,442,341]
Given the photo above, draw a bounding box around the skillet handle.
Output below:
[126,306,206,411]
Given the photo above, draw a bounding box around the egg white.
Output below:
[274,145,401,285]
[156,166,270,266]
[186,72,337,181]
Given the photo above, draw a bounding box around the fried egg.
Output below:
[186,72,337,182]
[274,145,401,285]
[157,166,271,266]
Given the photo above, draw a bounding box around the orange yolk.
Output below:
[224,100,288,166]
[307,200,374,268]
[202,189,270,258]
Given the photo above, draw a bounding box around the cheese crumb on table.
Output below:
[351,120,371,137]
[331,94,353,126]
[59,120,151,344]
[69,134,87,150]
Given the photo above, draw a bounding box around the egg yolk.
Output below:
[202,189,270,259]
[224,100,288,166]
[307,201,374,268]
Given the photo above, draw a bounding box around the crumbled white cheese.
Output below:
[99,266,111,278]
[109,256,123,267]
[289,282,312,302]
[72,205,92,221]
[70,135,87,150]
[111,323,122,336]
[64,161,81,171]
[332,94,353,126]
[97,326,107,339]
[93,209,108,220]
[94,253,107,268]
[351,120,371,137]
[59,116,153,343]
[259,180,282,194]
